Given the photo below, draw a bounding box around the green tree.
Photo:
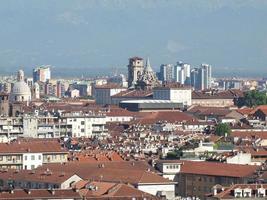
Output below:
[215,123,231,137]
[240,90,267,107]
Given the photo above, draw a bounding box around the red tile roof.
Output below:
[157,160,259,178]
[37,161,172,185]
[0,189,81,200]
[132,111,196,125]
[0,139,67,154]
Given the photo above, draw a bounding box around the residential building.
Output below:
[33,66,51,83]
[156,160,259,199]
[159,64,174,82]
[174,62,191,85]
[0,139,68,170]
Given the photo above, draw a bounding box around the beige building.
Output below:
[0,139,68,170]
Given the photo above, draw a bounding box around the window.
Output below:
[31,155,35,160]
[31,165,34,169]
[0,156,3,161]
[81,121,85,125]
[24,156,27,160]
[7,156,12,161]
[81,129,85,132]
[38,155,41,160]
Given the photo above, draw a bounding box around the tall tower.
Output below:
[32,82,40,99]
[127,57,144,88]
[194,64,212,90]
[136,57,159,90]
[159,64,174,82]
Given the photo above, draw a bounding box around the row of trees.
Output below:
[238,90,267,107]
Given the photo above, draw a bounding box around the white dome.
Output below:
[10,81,31,102]
[12,81,31,95]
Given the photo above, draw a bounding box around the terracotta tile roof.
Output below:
[157,160,259,178]
[76,181,159,199]
[192,89,243,99]
[69,150,123,163]
[253,105,267,115]
[105,107,136,117]
[0,139,67,154]
[132,111,196,125]
[37,161,172,185]
[232,131,267,140]
[0,169,80,184]
[0,189,81,199]
[187,106,231,117]
[236,146,267,157]
[236,108,254,115]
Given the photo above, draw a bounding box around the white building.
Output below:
[174,62,191,85]
[153,85,192,106]
[65,116,108,138]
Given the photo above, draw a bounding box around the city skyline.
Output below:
[0,0,267,77]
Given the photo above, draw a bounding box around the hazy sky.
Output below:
[0,0,267,77]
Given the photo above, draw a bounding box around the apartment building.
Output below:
[0,114,109,142]
[156,160,259,199]
[0,139,68,169]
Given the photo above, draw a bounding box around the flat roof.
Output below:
[120,100,177,104]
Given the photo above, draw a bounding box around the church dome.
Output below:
[10,70,31,102]
[12,81,31,95]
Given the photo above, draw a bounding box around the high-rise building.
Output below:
[174,62,191,85]
[201,63,212,90]
[193,64,212,90]
[159,64,174,82]
[127,57,144,88]
[33,66,51,83]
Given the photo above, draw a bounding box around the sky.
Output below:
[0,0,267,77]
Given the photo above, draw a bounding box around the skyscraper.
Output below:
[174,62,191,85]
[201,63,212,90]
[159,64,174,82]
[33,66,51,83]
[193,64,212,90]
[127,57,144,88]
